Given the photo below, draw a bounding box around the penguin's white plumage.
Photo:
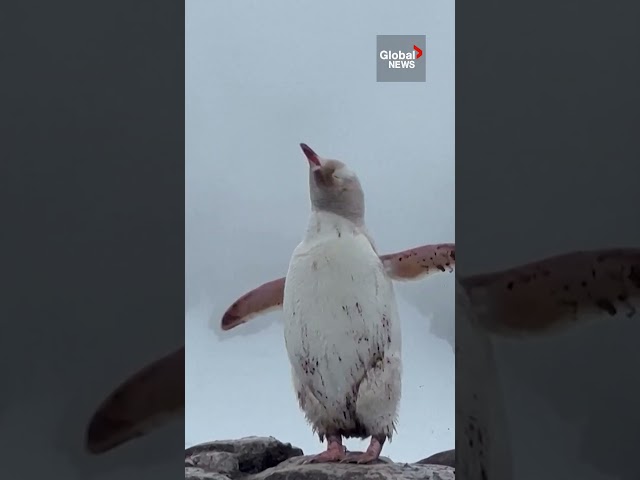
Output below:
[277,144,404,463]
[283,210,401,442]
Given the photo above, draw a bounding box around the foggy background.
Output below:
[185,0,456,462]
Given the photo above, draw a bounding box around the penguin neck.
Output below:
[304,210,365,242]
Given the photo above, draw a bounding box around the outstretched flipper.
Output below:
[380,243,455,281]
[85,347,184,454]
[221,277,285,330]
[220,243,456,331]
[460,248,640,336]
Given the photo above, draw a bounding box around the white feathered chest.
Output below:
[283,212,401,409]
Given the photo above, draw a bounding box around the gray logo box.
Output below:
[376,35,426,83]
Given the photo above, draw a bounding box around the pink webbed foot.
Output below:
[340,436,385,464]
[304,435,346,464]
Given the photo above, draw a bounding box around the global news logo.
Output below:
[379,45,423,69]
[376,35,426,83]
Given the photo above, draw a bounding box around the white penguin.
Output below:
[222,143,455,463]
[279,144,401,463]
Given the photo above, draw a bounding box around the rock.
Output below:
[252,455,454,480]
[186,451,239,474]
[185,437,455,479]
[417,449,455,467]
[185,467,232,480]
[185,436,303,477]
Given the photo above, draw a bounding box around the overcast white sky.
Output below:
[185,0,456,462]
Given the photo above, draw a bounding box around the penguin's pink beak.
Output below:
[300,143,321,168]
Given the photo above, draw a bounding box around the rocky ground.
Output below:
[185,437,455,480]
